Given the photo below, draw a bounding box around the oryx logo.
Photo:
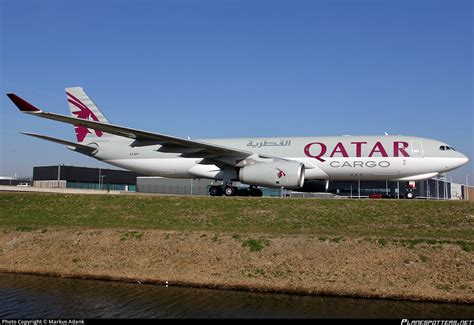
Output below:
[66,92,103,142]
[276,168,286,178]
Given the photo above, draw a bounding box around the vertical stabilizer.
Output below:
[65,87,111,142]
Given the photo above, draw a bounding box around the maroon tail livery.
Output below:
[65,87,110,142]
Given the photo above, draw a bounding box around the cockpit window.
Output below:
[439,146,446,151]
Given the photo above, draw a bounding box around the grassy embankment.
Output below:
[1,192,473,250]
[1,192,473,302]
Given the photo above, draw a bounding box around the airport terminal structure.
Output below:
[32,165,140,192]
[2,165,468,200]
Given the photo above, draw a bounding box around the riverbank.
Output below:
[0,192,473,303]
[1,228,472,303]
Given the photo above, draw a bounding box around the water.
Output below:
[0,273,472,318]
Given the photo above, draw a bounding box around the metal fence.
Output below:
[137,184,209,195]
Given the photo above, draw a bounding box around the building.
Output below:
[326,179,453,199]
[464,185,474,201]
[136,177,282,196]
[137,177,213,196]
[0,176,32,186]
[138,176,470,200]
[33,165,141,191]
[30,165,472,200]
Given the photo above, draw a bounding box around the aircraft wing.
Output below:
[7,93,264,166]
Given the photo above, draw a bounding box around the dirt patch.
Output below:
[0,228,472,303]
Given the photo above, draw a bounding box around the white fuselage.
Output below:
[91,135,469,182]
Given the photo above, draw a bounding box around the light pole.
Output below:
[444,174,448,200]
[57,164,61,188]
[100,175,106,190]
[436,178,439,200]
[358,179,360,199]
[426,179,429,198]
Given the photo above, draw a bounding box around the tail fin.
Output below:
[65,87,112,142]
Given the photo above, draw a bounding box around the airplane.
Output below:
[6,87,469,198]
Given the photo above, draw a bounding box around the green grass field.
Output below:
[1,192,473,242]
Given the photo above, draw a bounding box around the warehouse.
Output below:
[33,165,141,191]
[29,165,471,200]
[326,179,453,199]
[0,176,32,186]
[137,175,462,199]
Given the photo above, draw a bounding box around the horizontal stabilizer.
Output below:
[21,132,98,155]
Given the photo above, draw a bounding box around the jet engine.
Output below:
[238,161,305,189]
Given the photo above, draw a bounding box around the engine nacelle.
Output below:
[238,161,305,189]
[298,180,329,193]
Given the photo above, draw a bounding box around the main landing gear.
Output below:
[209,184,263,197]
[405,181,416,199]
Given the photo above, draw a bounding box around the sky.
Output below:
[0,0,472,183]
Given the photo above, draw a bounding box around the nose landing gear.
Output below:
[405,190,415,199]
[405,181,416,199]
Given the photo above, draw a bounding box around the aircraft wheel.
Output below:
[250,188,263,197]
[406,191,415,199]
[209,186,223,196]
[224,186,237,196]
[237,188,250,196]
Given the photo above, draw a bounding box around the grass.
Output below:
[377,238,388,247]
[241,238,270,252]
[15,226,36,232]
[232,234,270,252]
[0,192,473,242]
[419,255,429,263]
[396,238,472,252]
[120,231,143,241]
[435,283,452,291]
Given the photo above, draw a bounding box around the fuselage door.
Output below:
[411,140,424,157]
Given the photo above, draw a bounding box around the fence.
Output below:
[33,180,136,191]
[33,180,67,189]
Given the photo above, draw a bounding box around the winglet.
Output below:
[6,94,42,112]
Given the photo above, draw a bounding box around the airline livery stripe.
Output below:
[66,93,92,113]
[67,99,100,122]
[66,92,90,110]
[67,97,89,113]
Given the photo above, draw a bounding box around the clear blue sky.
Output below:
[1,0,472,183]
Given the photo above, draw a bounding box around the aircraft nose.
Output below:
[457,152,469,167]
